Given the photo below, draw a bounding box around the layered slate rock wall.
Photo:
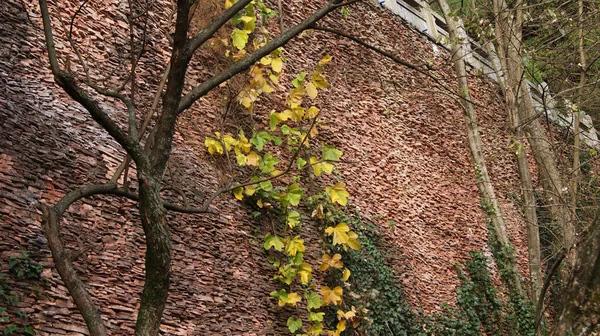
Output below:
[0,0,529,334]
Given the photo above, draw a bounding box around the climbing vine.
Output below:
[203,1,363,334]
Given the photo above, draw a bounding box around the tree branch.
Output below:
[39,0,145,165]
[177,0,360,113]
[185,0,253,56]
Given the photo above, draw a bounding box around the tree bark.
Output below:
[439,0,523,294]
[551,219,600,336]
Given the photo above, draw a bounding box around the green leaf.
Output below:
[232,28,249,49]
[309,311,325,322]
[285,184,303,206]
[260,153,280,173]
[297,157,307,170]
[264,233,285,251]
[285,236,305,257]
[259,180,273,191]
[287,317,302,333]
[287,211,301,228]
[322,145,343,161]
[250,131,272,151]
[292,72,307,88]
[306,292,323,310]
[271,136,283,145]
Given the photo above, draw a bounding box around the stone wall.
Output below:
[0,0,531,334]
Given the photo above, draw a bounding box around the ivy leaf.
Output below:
[271,57,283,73]
[285,236,305,257]
[319,253,343,271]
[306,82,318,99]
[264,233,285,251]
[250,131,272,151]
[287,317,302,333]
[306,292,324,310]
[287,211,301,229]
[233,187,244,200]
[325,222,350,246]
[326,182,349,206]
[285,184,303,206]
[297,262,312,284]
[231,28,249,49]
[322,145,343,161]
[342,268,351,282]
[321,286,343,306]
[310,157,321,176]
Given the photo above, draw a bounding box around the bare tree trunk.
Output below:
[439,0,523,294]
[134,176,171,335]
[551,218,600,336]
[571,0,586,215]
[491,0,575,271]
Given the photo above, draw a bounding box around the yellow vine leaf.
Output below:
[204,138,223,155]
[289,87,306,105]
[311,71,329,89]
[223,135,237,151]
[310,157,321,176]
[325,222,350,246]
[326,182,349,206]
[233,187,243,200]
[232,28,249,50]
[319,253,343,271]
[337,309,356,320]
[236,132,251,153]
[347,231,361,250]
[279,292,302,307]
[308,323,323,335]
[287,211,301,228]
[307,106,319,118]
[310,124,319,138]
[342,268,351,282]
[269,73,280,86]
[311,204,324,219]
[321,286,343,306]
[306,82,318,99]
[224,0,234,9]
[271,57,283,73]
[262,83,275,93]
[298,262,312,284]
[244,184,256,196]
[319,54,332,65]
[336,320,347,334]
[246,151,259,166]
[321,162,333,174]
[285,236,305,257]
[260,56,272,65]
